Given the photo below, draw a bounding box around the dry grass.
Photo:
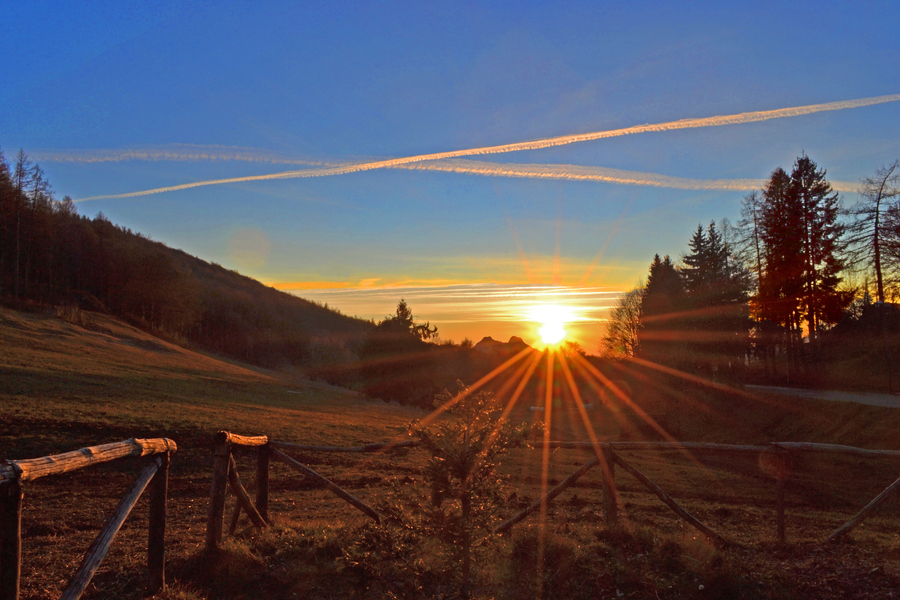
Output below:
[2,306,900,599]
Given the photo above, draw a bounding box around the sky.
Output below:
[2,1,899,350]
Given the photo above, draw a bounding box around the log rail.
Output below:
[206,432,401,552]
[208,431,900,556]
[0,438,176,600]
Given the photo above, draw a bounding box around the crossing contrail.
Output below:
[74,93,899,201]
[395,159,859,192]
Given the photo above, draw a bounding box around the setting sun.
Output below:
[530,304,574,346]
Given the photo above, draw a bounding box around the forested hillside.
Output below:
[0,147,374,376]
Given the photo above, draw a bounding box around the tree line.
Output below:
[0,147,375,377]
[0,146,535,406]
[603,154,900,391]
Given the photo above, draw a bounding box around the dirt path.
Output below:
[746,385,900,408]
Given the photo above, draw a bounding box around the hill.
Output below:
[0,152,374,381]
[0,305,417,460]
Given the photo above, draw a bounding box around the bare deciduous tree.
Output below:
[601,287,643,357]
[849,160,900,303]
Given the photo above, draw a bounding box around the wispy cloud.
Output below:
[293,282,620,337]
[72,94,897,201]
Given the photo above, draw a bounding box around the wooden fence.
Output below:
[204,431,417,552]
[207,433,900,550]
[0,438,176,600]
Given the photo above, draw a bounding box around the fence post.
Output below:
[206,433,231,553]
[774,450,790,543]
[601,445,618,526]
[256,443,270,523]
[147,452,169,594]
[0,480,23,600]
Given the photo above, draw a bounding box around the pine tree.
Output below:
[639,254,685,366]
[681,224,708,292]
[757,156,852,372]
[680,223,751,376]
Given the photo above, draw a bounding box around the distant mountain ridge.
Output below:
[473,335,531,355]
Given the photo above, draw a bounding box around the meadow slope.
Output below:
[3,306,900,600]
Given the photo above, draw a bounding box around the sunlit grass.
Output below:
[6,304,900,599]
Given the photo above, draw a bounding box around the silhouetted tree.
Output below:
[756,156,852,374]
[601,287,643,357]
[792,155,850,346]
[848,160,900,303]
[381,298,438,340]
[638,254,686,366]
[359,300,440,405]
[12,150,33,298]
[680,222,751,377]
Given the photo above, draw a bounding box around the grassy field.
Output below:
[2,306,900,599]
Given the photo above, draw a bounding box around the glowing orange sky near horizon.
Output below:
[286,282,620,351]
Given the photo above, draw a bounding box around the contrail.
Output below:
[40,145,858,191]
[34,144,330,166]
[47,146,858,193]
[74,93,899,201]
[396,159,859,192]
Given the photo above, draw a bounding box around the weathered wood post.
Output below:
[774,449,790,544]
[60,460,160,600]
[601,444,618,526]
[256,443,270,523]
[0,480,23,600]
[147,451,169,594]
[206,433,231,553]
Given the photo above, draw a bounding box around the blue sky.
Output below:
[2,1,899,349]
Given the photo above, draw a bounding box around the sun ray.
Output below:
[414,346,533,431]
[467,348,544,485]
[506,215,537,285]
[553,199,562,286]
[571,353,679,445]
[558,354,603,456]
[557,353,621,513]
[576,198,632,287]
[621,354,803,414]
[536,348,555,599]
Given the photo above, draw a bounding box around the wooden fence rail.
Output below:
[0,438,176,600]
[213,433,900,550]
[205,431,390,553]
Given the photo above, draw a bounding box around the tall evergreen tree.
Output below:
[791,154,852,346]
[680,222,751,377]
[757,156,852,371]
[639,254,685,366]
